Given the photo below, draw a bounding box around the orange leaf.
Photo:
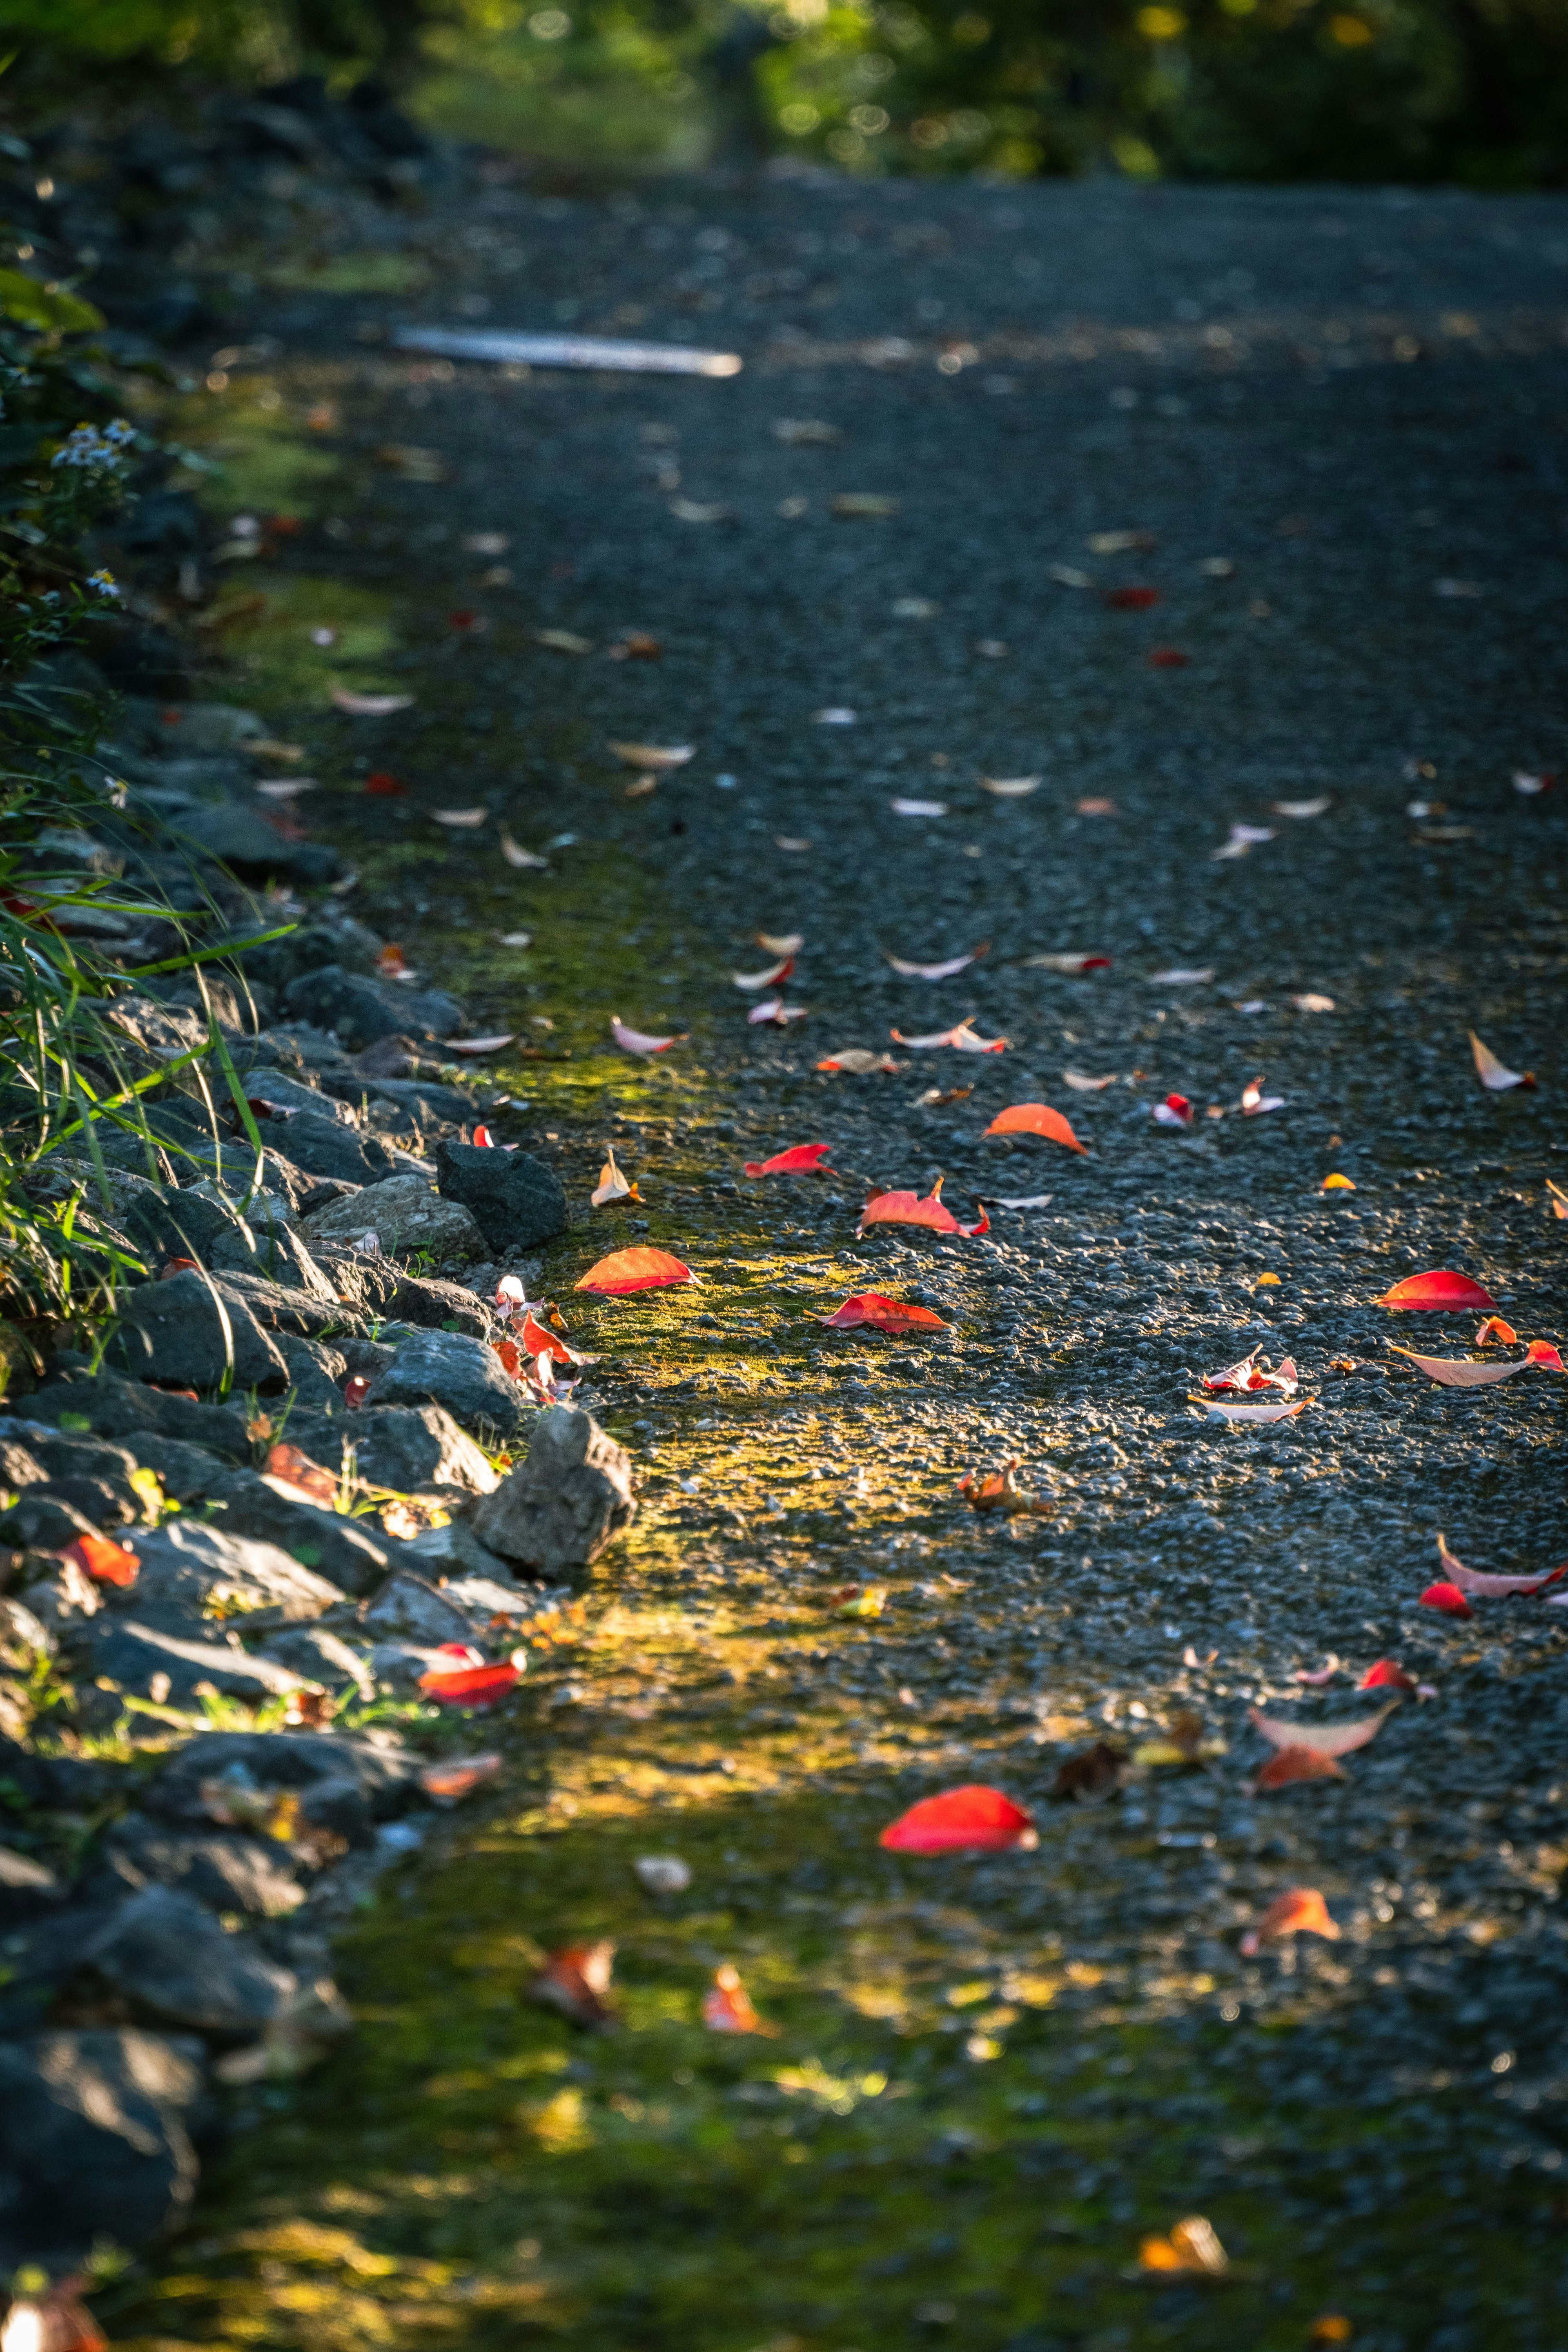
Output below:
[417,1659,523,1706]
[878,1784,1036,1854]
[1419,1579,1474,1618]
[521,1310,583,1365]
[1254,1745,1345,1791]
[575,1246,697,1294]
[492,1337,522,1378]
[858,1180,989,1239]
[1476,1316,1518,1345]
[984,1102,1086,1152]
[531,1940,617,2029]
[1376,1269,1499,1310]
[1239,1886,1341,1956]
[702,1962,778,2035]
[265,1442,336,1505]
[420,1754,503,1800]
[819,1291,949,1334]
[59,1531,139,1587]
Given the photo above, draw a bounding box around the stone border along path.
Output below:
[5,154,1568,2350]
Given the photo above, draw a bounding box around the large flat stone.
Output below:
[108,1268,289,1392]
[433,1138,568,1253]
[287,1403,501,1497]
[24,1370,252,1461]
[300,1170,481,1258]
[81,1884,301,2033]
[202,1469,390,1597]
[102,1519,347,1632]
[282,962,462,1049]
[89,1813,307,1918]
[85,1619,316,1707]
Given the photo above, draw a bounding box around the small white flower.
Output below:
[87,568,120,598]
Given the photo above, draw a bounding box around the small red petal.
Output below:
[1419,1580,1474,1619]
[879,1784,1035,1854]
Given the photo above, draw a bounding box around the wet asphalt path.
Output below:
[191,167,1568,2350]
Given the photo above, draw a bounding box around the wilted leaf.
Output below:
[985,1102,1085,1152]
[443,1033,514,1055]
[886,944,987,979]
[1137,2218,1228,2277]
[1214,822,1276,860]
[610,1015,682,1055]
[265,1443,337,1505]
[500,831,549,868]
[891,797,948,817]
[830,492,899,517]
[980,775,1042,796]
[1469,1029,1534,1091]
[1049,1742,1125,1804]
[535,628,594,654]
[757,930,804,955]
[1292,993,1336,1013]
[1241,1077,1284,1114]
[1153,1093,1194,1128]
[1360,1659,1419,1693]
[1150,967,1214,985]
[591,1146,641,1207]
[1203,1348,1297,1396]
[1254,1744,1345,1791]
[957,1457,1051,1515]
[1376,1269,1499,1310]
[1390,1338,1562,1386]
[860,1179,989,1238]
[1088,529,1156,554]
[890,1021,1007,1053]
[1064,1069,1117,1091]
[703,1962,779,2032]
[1321,1172,1356,1191]
[817,1048,900,1074]
[1273,797,1331,817]
[331,687,413,715]
[1250,1703,1394,1757]
[1026,951,1112,974]
[1239,1887,1340,1957]
[748,996,809,1026]
[531,1940,617,2029]
[774,417,841,444]
[575,1246,697,1294]
[879,1784,1037,1853]
[607,740,694,769]
[733,953,795,991]
[420,1754,503,1801]
[1433,1531,1566,1597]
[418,1649,523,1706]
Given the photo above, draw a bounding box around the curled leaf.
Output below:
[331,686,412,715]
[1153,1093,1194,1128]
[886,944,987,979]
[1470,1029,1534,1091]
[1433,1532,1566,1597]
[264,1443,337,1505]
[757,930,804,956]
[1137,2218,1228,2278]
[610,1015,682,1055]
[1249,1704,1394,1757]
[733,954,795,991]
[980,775,1042,797]
[985,1102,1086,1152]
[1419,1579,1474,1618]
[591,1147,641,1207]
[859,1179,989,1238]
[817,1048,900,1075]
[607,740,694,769]
[531,1940,617,2029]
[703,1962,778,2034]
[1203,1398,1307,1424]
[879,1784,1036,1854]
[1254,1744,1345,1791]
[956,1458,1051,1515]
[418,1654,524,1706]
[890,1021,1008,1053]
[420,1755,503,1801]
[1239,1888,1340,1957]
[1025,951,1112,974]
[1359,1658,1418,1693]
[1390,1339,1562,1386]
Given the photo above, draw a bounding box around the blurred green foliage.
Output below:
[7,0,1568,183]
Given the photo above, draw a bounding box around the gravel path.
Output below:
[134,167,1568,2352]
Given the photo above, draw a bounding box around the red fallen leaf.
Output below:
[343,1375,370,1408]
[1153,1093,1194,1127]
[1204,1347,1298,1396]
[1107,586,1160,609]
[530,1940,617,2029]
[820,1291,949,1335]
[364,770,408,795]
[703,1962,779,2035]
[984,1102,1086,1153]
[1149,647,1189,667]
[159,1256,198,1279]
[1476,1316,1518,1345]
[1360,1659,1418,1693]
[1376,1269,1499,1310]
[1419,1580,1474,1618]
[1254,1745,1345,1791]
[472,1124,495,1147]
[1240,1887,1340,1957]
[744,1143,838,1178]
[265,1442,336,1505]
[1249,1704,1395,1757]
[957,1459,1052,1516]
[58,1532,139,1588]
[493,1336,523,1378]
[878,1784,1037,1854]
[858,1178,989,1238]
[1434,1532,1568,1597]
[419,1660,523,1706]
[575,1246,697,1295]
[420,1754,503,1801]
[522,1310,584,1365]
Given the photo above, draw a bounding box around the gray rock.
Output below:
[201,1470,389,1598]
[119,1176,254,1266]
[367,1327,525,1435]
[209,1216,338,1298]
[0,1843,64,1927]
[390,1270,495,1336]
[0,1436,46,1488]
[211,1268,365,1340]
[300,1171,481,1258]
[8,1427,141,1492]
[103,1519,347,1631]
[359,1570,474,1647]
[399,1517,524,1583]
[282,963,462,1050]
[90,1813,306,1918]
[470,1407,636,1575]
[105,1433,229,1504]
[322,1073,479,1125]
[28,1471,139,1529]
[341,1336,396,1383]
[255,1108,398,1186]
[108,1269,290,1392]
[0,1490,100,1553]
[12,1565,99,1639]
[173,802,341,885]
[85,1619,316,1706]
[23,1370,252,1463]
[434,1138,568,1253]
[143,1728,419,1836]
[244,1071,356,1124]
[442,1572,535,1626]
[286,1403,501,1497]
[0,2029,203,2265]
[275,1331,349,1409]
[254,1624,374,1699]
[364,1639,447,1693]
[0,1595,56,1662]
[82,1884,301,2033]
